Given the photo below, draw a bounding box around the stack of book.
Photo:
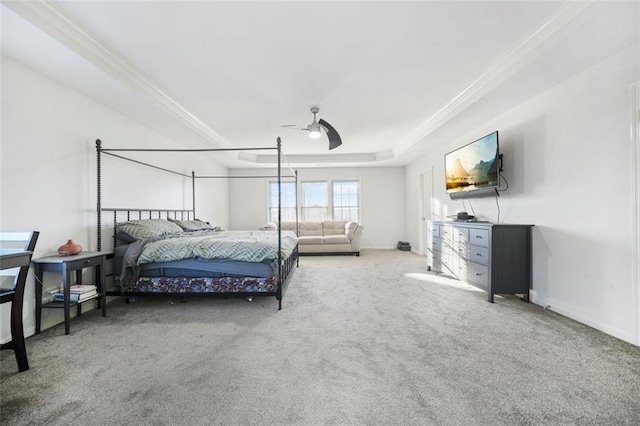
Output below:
[53,285,98,303]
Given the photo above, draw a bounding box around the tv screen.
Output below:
[445,131,499,199]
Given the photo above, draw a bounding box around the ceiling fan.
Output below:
[281,107,342,150]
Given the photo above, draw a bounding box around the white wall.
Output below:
[405,44,639,344]
[0,56,228,342]
[228,166,405,249]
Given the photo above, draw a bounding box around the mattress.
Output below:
[115,244,275,279]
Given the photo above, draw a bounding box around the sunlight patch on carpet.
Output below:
[404,272,484,292]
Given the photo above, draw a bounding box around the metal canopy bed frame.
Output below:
[95,137,298,310]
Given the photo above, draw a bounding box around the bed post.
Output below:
[192,170,196,219]
[277,137,283,310]
[96,139,102,252]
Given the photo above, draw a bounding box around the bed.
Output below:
[96,138,299,309]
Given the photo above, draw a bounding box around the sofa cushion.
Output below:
[322,220,348,235]
[323,235,350,245]
[298,236,325,245]
[279,222,297,232]
[298,222,323,237]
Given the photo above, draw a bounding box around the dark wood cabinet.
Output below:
[427,221,533,303]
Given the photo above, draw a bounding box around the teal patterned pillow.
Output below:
[169,218,212,231]
[117,219,183,240]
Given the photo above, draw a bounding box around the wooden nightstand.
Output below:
[33,251,109,335]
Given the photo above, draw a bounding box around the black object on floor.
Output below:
[397,241,411,251]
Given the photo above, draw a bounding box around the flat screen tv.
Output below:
[445,131,500,199]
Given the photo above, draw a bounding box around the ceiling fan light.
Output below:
[308,123,322,139]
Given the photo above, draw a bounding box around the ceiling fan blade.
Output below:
[281,125,309,131]
[318,118,342,150]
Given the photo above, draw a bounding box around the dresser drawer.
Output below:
[455,243,469,260]
[432,237,442,252]
[469,228,490,247]
[65,255,104,270]
[465,262,489,290]
[440,225,453,241]
[468,245,489,265]
[454,227,469,245]
[441,251,454,275]
[431,223,440,238]
[441,238,454,254]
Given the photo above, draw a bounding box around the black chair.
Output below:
[0,231,39,372]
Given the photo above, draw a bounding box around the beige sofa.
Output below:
[265,221,363,256]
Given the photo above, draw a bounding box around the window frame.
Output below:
[301,181,329,222]
[331,180,360,222]
[267,179,361,223]
[267,180,297,223]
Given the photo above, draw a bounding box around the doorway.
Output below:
[418,168,434,255]
[632,82,640,346]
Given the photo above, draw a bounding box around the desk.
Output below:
[0,249,33,372]
[33,252,108,335]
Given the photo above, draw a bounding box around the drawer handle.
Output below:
[476,253,482,257]
[475,273,482,276]
[475,235,482,239]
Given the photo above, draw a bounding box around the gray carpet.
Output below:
[1,249,639,425]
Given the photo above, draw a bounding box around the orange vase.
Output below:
[58,239,82,256]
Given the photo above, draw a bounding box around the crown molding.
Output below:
[393,0,597,157]
[1,0,231,149]
[237,150,393,165]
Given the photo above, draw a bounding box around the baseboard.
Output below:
[25,325,36,340]
[361,246,397,250]
[0,325,37,345]
[299,252,359,257]
[531,293,635,345]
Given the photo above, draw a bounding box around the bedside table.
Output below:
[33,251,109,335]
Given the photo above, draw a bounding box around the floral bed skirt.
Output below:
[118,276,278,294]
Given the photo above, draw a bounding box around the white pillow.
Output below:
[260,222,277,231]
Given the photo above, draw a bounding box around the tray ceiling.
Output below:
[2,1,637,167]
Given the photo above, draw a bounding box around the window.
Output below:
[268,180,360,223]
[301,182,328,221]
[332,180,359,221]
[269,181,296,222]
